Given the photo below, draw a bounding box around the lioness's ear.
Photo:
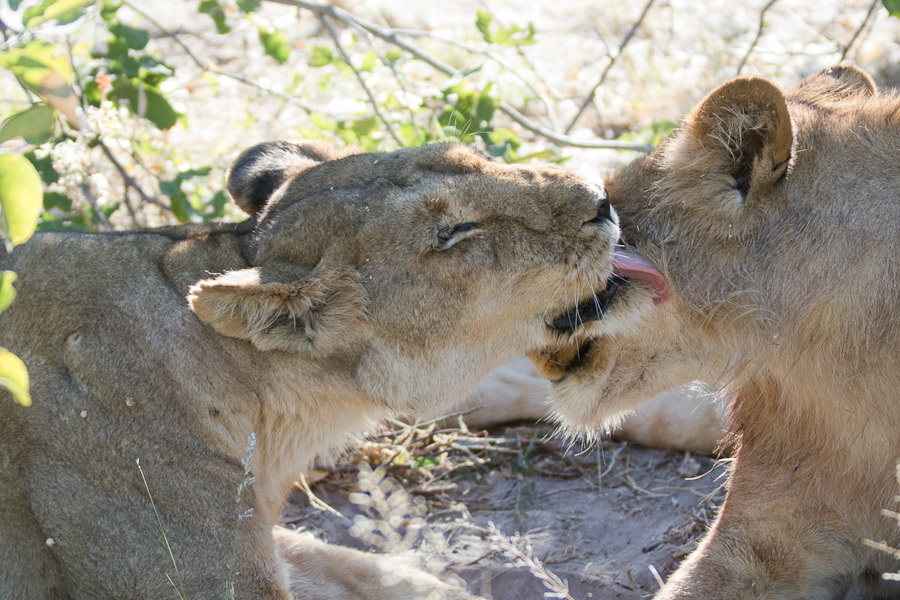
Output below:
[188,266,367,354]
[227,141,354,216]
[789,63,877,106]
[685,76,794,199]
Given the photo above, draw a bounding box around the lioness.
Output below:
[0,141,621,600]
[533,65,900,598]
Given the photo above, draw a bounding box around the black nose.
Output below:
[584,194,612,226]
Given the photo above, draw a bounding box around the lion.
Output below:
[0,141,620,600]
[459,357,725,455]
[531,65,900,599]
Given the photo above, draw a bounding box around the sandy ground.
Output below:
[283,428,728,600]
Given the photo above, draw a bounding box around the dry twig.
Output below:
[563,0,656,135]
[735,0,778,76]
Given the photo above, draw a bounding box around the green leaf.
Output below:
[0,153,42,248]
[413,456,439,469]
[359,51,377,72]
[42,191,72,211]
[169,192,193,223]
[109,22,150,50]
[110,77,180,129]
[23,0,95,27]
[384,50,401,63]
[491,22,535,46]
[0,41,79,125]
[259,27,290,65]
[100,0,121,20]
[397,123,424,147]
[475,85,496,124]
[884,0,900,17]
[199,0,230,34]
[236,0,259,12]
[10,0,24,9]
[0,105,55,145]
[26,151,59,185]
[308,45,333,67]
[0,40,74,91]
[0,271,16,314]
[475,10,493,42]
[160,168,211,223]
[474,9,535,46]
[309,112,336,132]
[0,348,30,406]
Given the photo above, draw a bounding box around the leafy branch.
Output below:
[264,0,655,152]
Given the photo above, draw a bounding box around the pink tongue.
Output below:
[612,250,670,305]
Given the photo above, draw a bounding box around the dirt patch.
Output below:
[281,422,727,600]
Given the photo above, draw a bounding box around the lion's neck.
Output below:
[246,362,384,523]
[730,370,900,533]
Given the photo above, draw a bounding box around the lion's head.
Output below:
[189,141,620,417]
[532,65,900,437]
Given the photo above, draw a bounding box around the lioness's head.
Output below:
[189,141,620,415]
[533,64,900,436]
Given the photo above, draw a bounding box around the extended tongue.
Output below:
[612,250,670,305]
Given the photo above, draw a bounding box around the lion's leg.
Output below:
[0,492,68,599]
[273,527,479,600]
[655,455,862,600]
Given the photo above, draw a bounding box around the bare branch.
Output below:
[316,13,404,147]
[80,180,113,230]
[121,0,322,116]
[735,0,778,76]
[98,140,173,216]
[392,28,558,130]
[265,0,654,152]
[347,22,423,140]
[563,0,656,135]
[840,0,880,62]
[499,101,654,151]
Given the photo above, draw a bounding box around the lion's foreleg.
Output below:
[655,457,861,600]
[273,527,479,600]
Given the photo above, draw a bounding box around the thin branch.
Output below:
[264,0,654,152]
[80,180,113,230]
[98,140,173,217]
[735,0,778,76]
[348,22,423,140]
[840,0,880,62]
[392,28,557,130]
[499,101,654,151]
[316,13,404,146]
[121,0,322,116]
[563,0,656,135]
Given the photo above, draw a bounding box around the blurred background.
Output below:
[2,0,899,232]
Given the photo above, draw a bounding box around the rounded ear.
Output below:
[789,63,877,106]
[226,141,354,216]
[684,76,794,198]
[187,266,367,354]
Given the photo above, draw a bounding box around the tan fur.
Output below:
[532,65,900,598]
[0,141,620,600]
[459,357,725,455]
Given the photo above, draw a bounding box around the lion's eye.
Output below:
[435,222,482,251]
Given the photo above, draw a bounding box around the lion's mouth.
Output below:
[551,249,669,333]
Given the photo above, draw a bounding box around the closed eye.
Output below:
[435,222,482,251]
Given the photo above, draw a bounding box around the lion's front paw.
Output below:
[527,340,590,381]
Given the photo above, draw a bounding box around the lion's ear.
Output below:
[685,76,794,198]
[789,63,877,106]
[226,141,355,216]
[188,266,367,354]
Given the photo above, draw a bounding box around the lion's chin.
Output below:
[550,249,668,335]
[549,397,630,443]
